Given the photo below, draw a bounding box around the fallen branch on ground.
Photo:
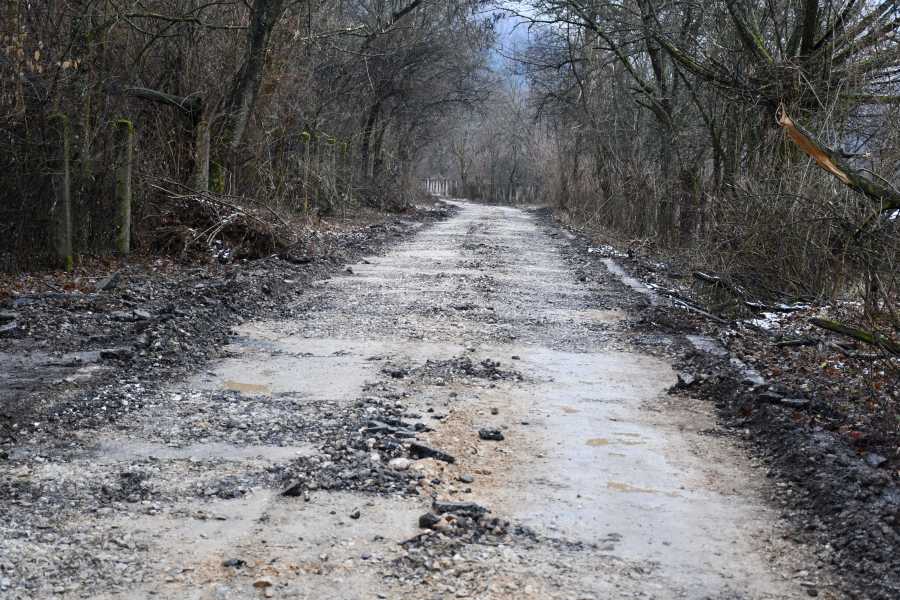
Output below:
[810,318,900,355]
[669,297,729,324]
[693,271,747,298]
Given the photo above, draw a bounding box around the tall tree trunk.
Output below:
[224,0,286,150]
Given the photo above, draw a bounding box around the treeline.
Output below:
[424,79,542,205]
[502,1,899,318]
[0,0,493,271]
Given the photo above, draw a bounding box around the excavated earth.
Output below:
[0,201,861,599]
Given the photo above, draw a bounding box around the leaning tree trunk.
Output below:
[224,0,285,150]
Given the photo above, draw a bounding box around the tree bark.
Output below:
[193,117,211,192]
[49,113,73,271]
[114,119,133,255]
[224,0,286,150]
[360,99,383,179]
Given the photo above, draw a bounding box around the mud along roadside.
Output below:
[543,208,900,600]
[0,203,456,446]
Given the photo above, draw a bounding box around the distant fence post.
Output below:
[193,117,210,193]
[113,119,134,255]
[48,113,73,271]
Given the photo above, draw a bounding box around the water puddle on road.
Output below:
[222,380,271,395]
[601,258,659,304]
[586,436,644,447]
[607,480,679,496]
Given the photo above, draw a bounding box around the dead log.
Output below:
[669,297,729,324]
[827,342,883,360]
[693,271,747,298]
[809,318,900,355]
[774,337,819,348]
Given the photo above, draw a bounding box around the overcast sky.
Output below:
[486,4,536,72]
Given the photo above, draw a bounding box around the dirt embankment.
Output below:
[541,207,899,600]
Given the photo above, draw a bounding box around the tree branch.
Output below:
[777,107,900,212]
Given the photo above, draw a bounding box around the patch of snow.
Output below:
[686,335,729,356]
[747,312,783,330]
[588,245,628,258]
[775,303,811,311]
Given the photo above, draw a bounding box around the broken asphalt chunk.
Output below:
[366,419,417,438]
[95,272,121,292]
[222,558,245,569]
[478,428,504,441]
[432,500,489,518]
[383,366,408,379]
[281,481,306,497]
[676,372,696,387]
[418,512,443,529]
[408,442,455,463]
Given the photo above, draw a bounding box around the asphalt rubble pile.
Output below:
[390,499,595,599]
[279,392,437,498]
[541,207,900,600]
[408,355,524,384]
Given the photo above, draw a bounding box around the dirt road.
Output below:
[2,202,830,599]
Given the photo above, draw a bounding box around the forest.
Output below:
[4,1,898,342]
[1,0,494,268]
[0,0,900,304]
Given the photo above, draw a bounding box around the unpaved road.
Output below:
[2,202,832,599]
